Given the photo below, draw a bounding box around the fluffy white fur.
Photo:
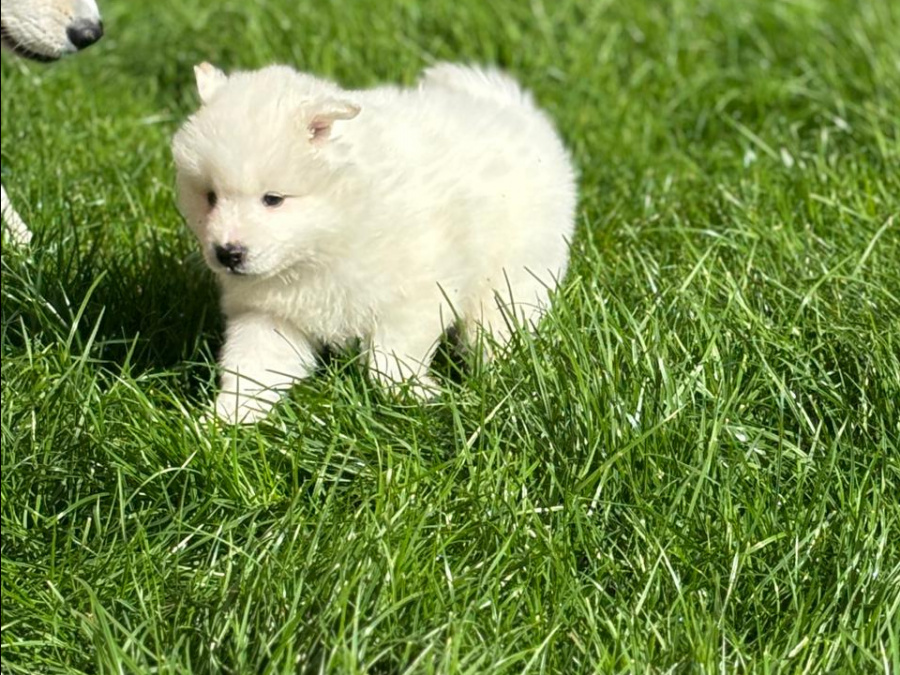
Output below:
[173,62,577,423]
[1,0,103,245]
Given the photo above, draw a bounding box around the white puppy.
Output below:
[173,62,577,423]
[1,0,103,244]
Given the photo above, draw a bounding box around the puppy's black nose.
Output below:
[67,20,104,51]
[215,243,247,271]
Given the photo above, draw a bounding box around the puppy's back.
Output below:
[418,63,536,111]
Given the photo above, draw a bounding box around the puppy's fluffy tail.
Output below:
[419,63,536,110]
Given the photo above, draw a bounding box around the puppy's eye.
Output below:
[262,193,285,208]
[206,191,217,208]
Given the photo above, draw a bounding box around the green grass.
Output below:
[2,0,899,672]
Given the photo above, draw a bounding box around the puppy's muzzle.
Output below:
[67,19,104,51]
[215,243,247,273]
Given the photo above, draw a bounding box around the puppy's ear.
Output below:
[194,62,227,104]
[307,99,361,144]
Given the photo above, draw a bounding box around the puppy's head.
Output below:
[1,0,103,62]
[172,63,362,280]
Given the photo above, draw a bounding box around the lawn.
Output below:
[2,0,898,672]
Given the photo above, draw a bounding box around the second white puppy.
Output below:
[1,0,104,245]
[173,62,577,423]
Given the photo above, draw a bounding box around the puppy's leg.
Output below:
[1,183,33,245]
[462,298,514,362]
[214,312,317,424]
[369,315,443,399]
[463,275,555,361]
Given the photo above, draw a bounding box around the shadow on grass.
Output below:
[1,225,221,393]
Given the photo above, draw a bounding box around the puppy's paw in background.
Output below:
[208,392,275,425]
[1,184,33,246]
[369,350,441,401]
[402,377,441,402]
[368,328,443,402]
[372,370,441,402]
